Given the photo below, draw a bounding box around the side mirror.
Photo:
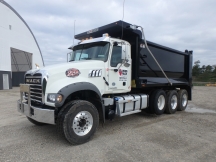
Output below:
[124,59,131,67]
[67,51,73,62]
[113,42,118,46]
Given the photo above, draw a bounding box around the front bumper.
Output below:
[17,100,55,124]
[17,84,55,125]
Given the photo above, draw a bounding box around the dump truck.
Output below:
[17,21,193,145]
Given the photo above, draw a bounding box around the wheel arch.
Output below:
[55,82,105,123]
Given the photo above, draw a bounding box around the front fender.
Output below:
[55,82,101,107]
[55,82,105,123]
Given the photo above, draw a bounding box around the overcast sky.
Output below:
[5,0,216,66]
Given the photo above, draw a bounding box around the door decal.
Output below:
[119,69,127,81]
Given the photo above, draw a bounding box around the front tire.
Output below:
[61,100,99,145]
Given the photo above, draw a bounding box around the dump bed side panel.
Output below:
[133,40,192,100]
[134,40,192,87]
[139,44,185,78]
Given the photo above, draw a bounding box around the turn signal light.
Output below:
[57,94,63,102]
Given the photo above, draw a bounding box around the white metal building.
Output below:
[0,1,44,90]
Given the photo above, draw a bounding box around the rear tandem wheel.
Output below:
[165,90,178,114]
[177,89,188,111]
[150,89,167,115]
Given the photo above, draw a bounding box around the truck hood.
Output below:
[28,60,105,76]
[26,60,107,107]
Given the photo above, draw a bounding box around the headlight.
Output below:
[47,94,63,103]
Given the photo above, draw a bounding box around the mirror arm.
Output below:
[114,59,126,72]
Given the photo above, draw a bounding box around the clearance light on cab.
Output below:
[81,37,94,42]
[102,33,109,37]
[66,68,80,77]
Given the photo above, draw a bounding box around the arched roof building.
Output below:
[0,1,44,89]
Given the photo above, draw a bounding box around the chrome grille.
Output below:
[25,74,43,103]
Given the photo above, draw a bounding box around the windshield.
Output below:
[70,42,110,62]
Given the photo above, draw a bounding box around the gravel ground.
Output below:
[0,86,216,162]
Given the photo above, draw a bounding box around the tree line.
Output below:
[192,60,216,82]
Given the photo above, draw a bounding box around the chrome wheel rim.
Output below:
[182,94,188,107]
[171,95,177,110]
[72,111,93,136]
[158,95,165,110]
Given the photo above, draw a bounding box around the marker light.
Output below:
[57,94,63,102]
[102,33,109,37]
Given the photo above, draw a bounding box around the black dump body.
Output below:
[75,21,193,100]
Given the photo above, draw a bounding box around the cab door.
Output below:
[108,42,131,92]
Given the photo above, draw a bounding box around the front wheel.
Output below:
[62,100,99,145]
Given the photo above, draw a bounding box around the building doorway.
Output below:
[11,48,32,86]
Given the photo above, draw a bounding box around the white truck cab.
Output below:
[69,35,132,94]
